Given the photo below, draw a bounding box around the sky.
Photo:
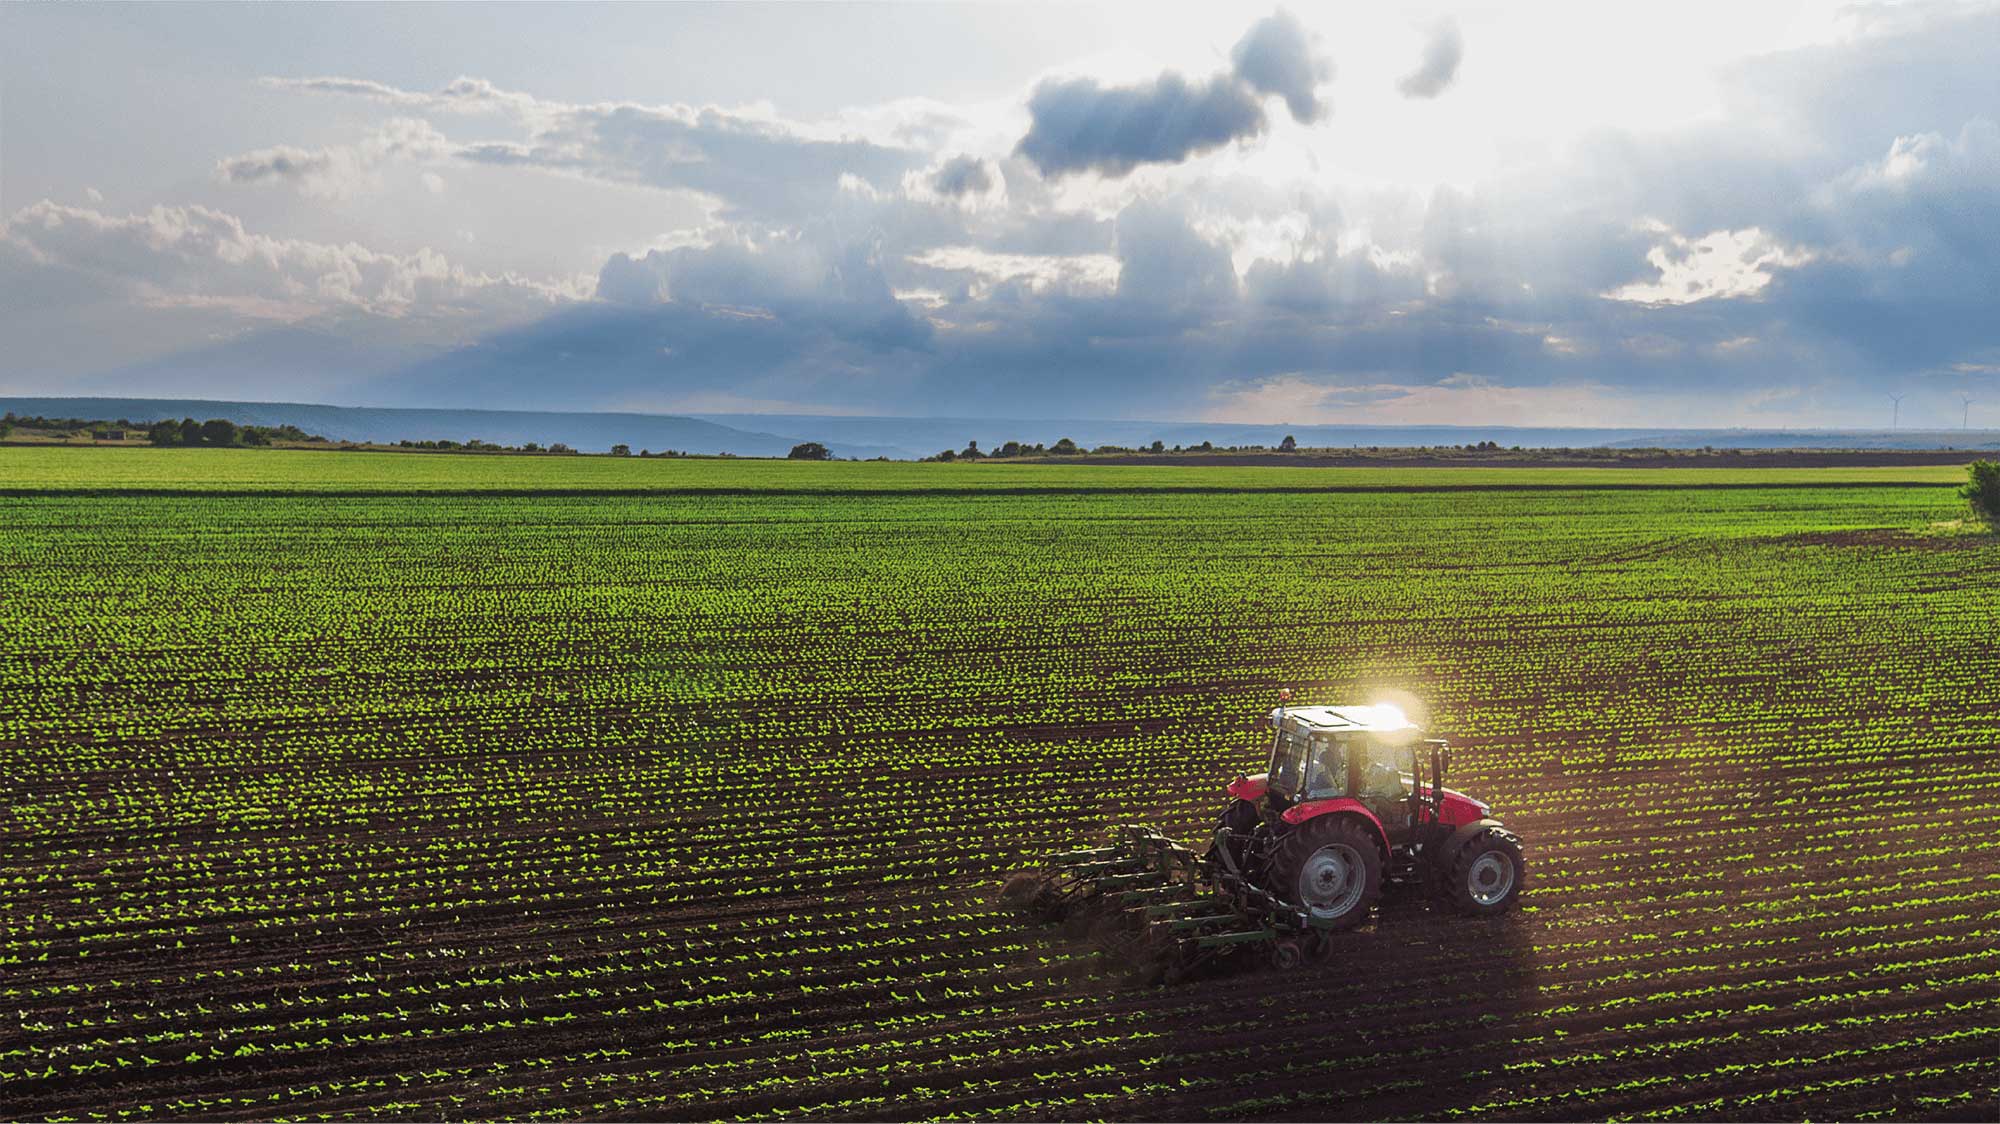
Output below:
[3,0,1998,427]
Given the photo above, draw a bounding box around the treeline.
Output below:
[925,435,1307,461]
[920,438,1548,462]
[395,440,701,456]
[146,417,325,447]
[1,411,157,440]
[0,411,326,446]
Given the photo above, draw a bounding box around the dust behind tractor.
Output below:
[1002,694,1524,983]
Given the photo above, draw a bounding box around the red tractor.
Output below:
[1005,698,1524,978]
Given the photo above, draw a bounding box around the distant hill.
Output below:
[693,414,2000,459]
[0,398,900,459]
[9,398,1998,459]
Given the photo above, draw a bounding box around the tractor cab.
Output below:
[1260,704,1422,814]
[1224,702,1494,846]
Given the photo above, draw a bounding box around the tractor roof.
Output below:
[1269,704,1419,734]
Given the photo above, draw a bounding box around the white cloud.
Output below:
[251,74,924,222]
[907,245,1120,295]
[3,200,584,322]
[1604,225,1810,304]
[1397,18,1464,99]
[214,118,454,198]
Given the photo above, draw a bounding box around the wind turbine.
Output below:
[1889,392,1904,430]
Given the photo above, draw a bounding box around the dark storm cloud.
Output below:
[929,154,996,197]
[1014,9,1333,178]
[1397,18,1463,99]
[1014,73,1268,178]
[1231,9,1333,123]
[591,233,931,350]
[1111,201,1241,310]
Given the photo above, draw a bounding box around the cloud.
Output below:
[1014,73,1267,179]
[261,75,541,117]
[1112,200,1241,310]
[1605,225,1811,305]
[929,154,996,198]
[591,229,932,354]
[1231,9,1333,123]
[905,246,1120,298]
[1014,9,1333,178]
[1397,18,1464,99]
[2,200,580,322]
[214,118,451,198]
[253,75,927,223]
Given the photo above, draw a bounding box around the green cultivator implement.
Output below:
[1002,823,1339,984]
[1002,696,1526,984]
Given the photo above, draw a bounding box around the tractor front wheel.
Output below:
[1271,815,1382,931]
[1444,827,1524,916]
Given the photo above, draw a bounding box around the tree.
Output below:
[198,418,238,446]
[788,441,832,461]
[1051,437,1078,455]
[1280,434,1297,451]
[610,443,632,456]
[1149,440,1165,453]
[146,420,179,445]
[178,417,202,446]
[1963,461,2000,527]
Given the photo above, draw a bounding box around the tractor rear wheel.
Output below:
[1444,827,1524,916]
[1270,815,1382,930]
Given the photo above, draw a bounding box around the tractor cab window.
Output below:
[1269,726,1350,800]
[1267,727,1309,798]
[1307,735,1348,800]
[1357,737,1411,801]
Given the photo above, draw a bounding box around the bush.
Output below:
[788,442,831,461]
[610,444,631,456]
[1962,460,2000,527]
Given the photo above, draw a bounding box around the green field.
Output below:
[4,448,1996,1121]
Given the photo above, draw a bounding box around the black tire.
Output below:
[1444,826,1524,916]
[1269,815,1383,931]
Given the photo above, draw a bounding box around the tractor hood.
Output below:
[1226,773,1270,802]
[1424,785,1492,827]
